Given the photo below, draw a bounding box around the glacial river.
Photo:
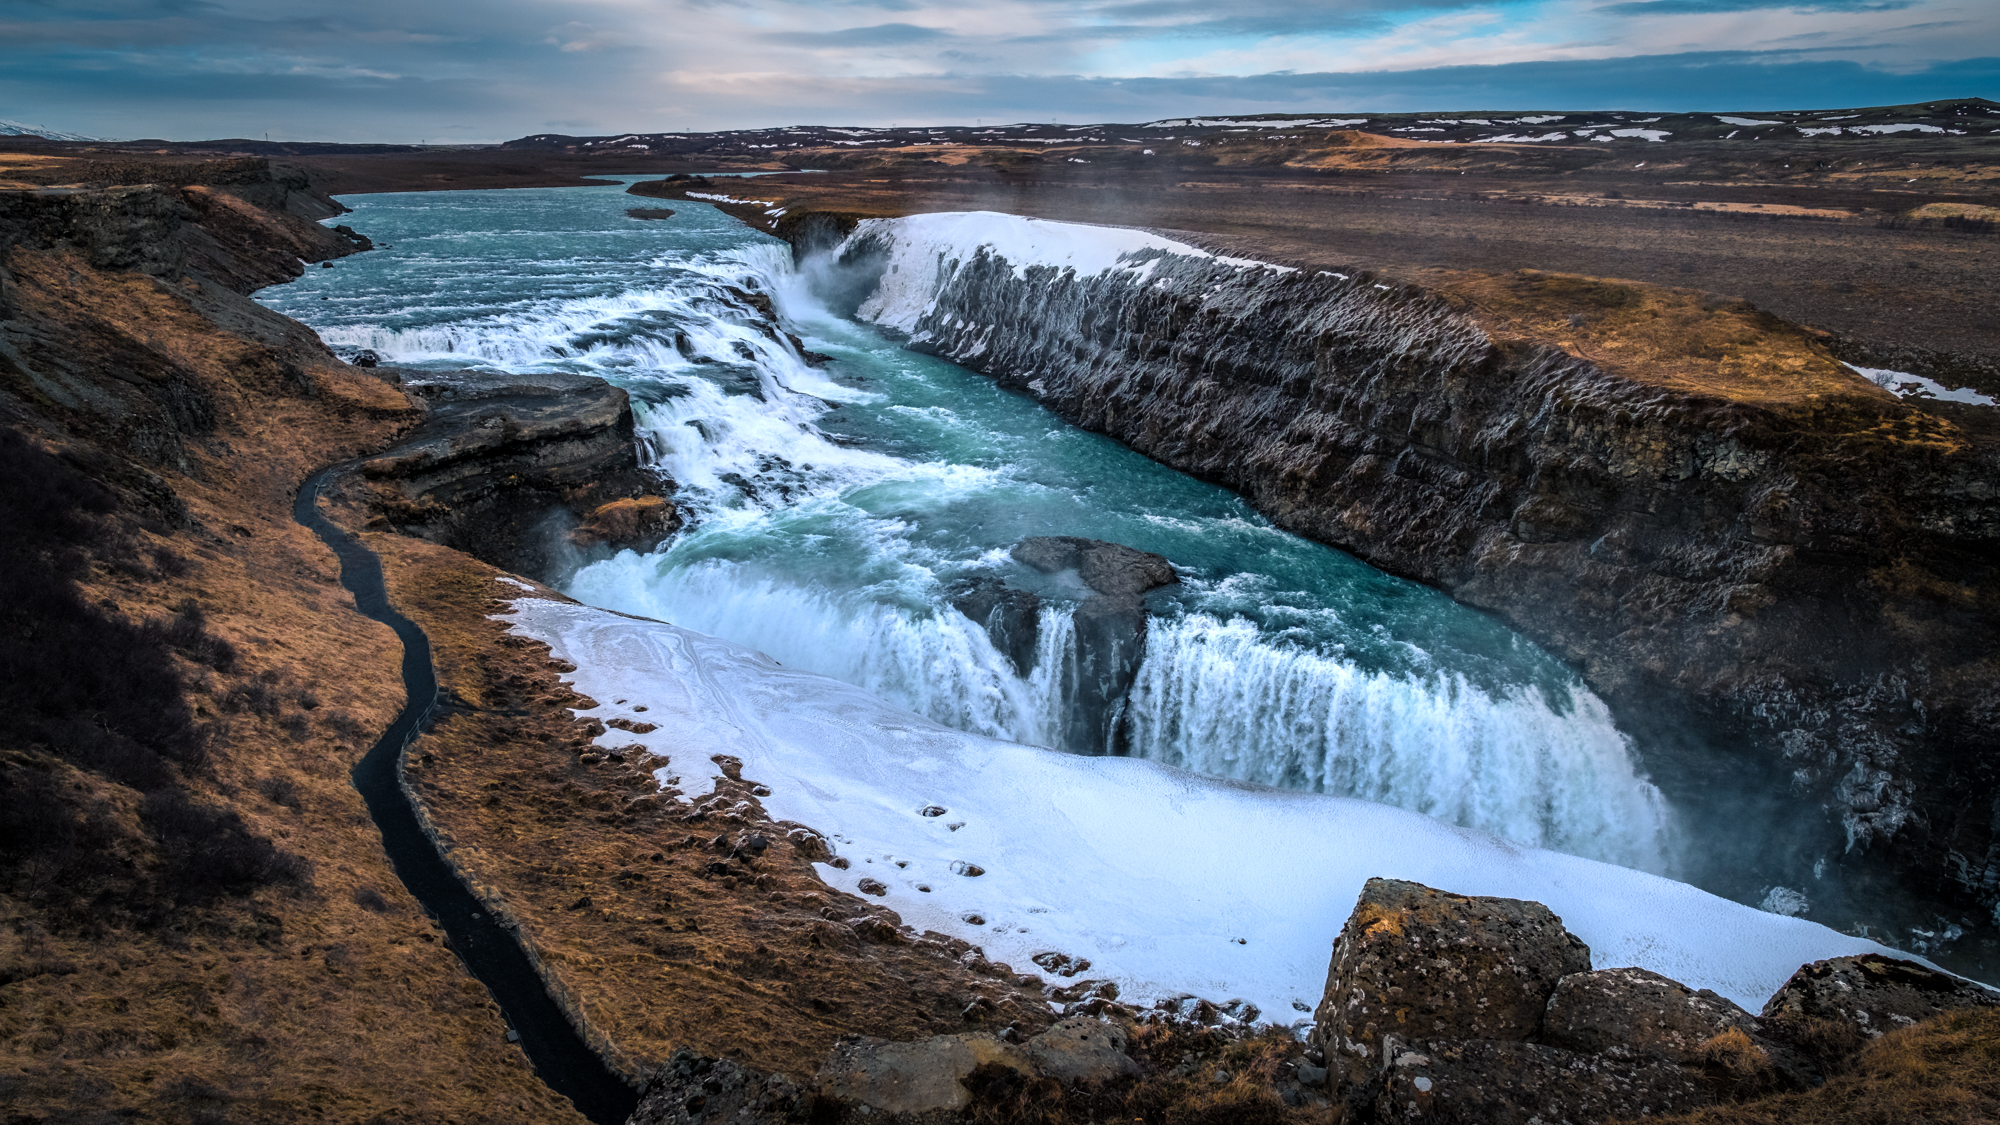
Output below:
[262,180,1676,873]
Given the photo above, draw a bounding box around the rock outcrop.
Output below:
[796,214,2000,956]
[1762,952,2000,1036]
[630,1014,1187,1125]
[341,368,673,576]
[945,575,1042,677]
[1009,536,1178,752]
[1311,878,2000,1123]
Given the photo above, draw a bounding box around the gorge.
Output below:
[3,145,1993,1125]
[252,180,1972,1002]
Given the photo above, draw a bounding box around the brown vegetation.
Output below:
[1636,1008,2000,1125]
[366,538,1057,1082]
[0,172,586,1123]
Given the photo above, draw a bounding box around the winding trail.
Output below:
[294,465,640,1125]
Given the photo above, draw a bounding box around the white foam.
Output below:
[502,596,1915,1019]
[1125,615,1673,873]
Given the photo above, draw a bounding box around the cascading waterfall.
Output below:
[264,185,1677,875]
[1124,615,1671,869]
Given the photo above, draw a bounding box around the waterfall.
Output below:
[288,193,1677,874]
[1123,614,1674,872]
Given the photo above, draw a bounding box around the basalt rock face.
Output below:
[347,368,670,576]
[810,217,2000,955]
[1312,878,2000,1123]
[0,160,366,295]
[1314,880,1764,1123]
[1010,537,1178,753]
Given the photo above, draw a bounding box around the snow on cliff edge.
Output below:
[849,211,1286,334]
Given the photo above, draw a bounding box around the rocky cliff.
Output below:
[337,367,673,577]
[0,162,637,1124]
[786,211,2000,961]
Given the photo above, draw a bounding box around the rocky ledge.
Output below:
[336,367,677,576]
[948,536,1178,752]
[783,211,2000,961]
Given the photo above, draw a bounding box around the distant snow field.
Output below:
[1850,364,1998,407]
[503,594,1911,1020]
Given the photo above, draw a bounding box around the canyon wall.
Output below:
[789,212,2000,956]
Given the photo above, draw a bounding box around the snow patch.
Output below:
[1848,364,1997,407]
[1853,123,1948,135]
[500,597,1921,1017]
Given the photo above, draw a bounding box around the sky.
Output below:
[1,0,1995,142]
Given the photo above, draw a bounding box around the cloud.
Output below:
[760,22,953,47]
[0,0,1992,140]
[1595,0,1915,15]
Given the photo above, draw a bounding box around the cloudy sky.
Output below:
[3,0,1995,141]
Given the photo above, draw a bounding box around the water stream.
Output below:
[262,181,1677,874]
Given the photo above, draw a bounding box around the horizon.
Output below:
[7,93,1997,147]
[3,0,1996,144]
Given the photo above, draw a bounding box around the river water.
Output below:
[262,180,1676,873]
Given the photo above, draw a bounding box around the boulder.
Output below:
[1761,953,2000,1037]
[1010,536,1177,751]
[1022,1015,1139,1085]
[1011,536,1176,599]
[1310,878,1591,1092]
[629,1047,803,1125]
[1543,966,1759,1064]
[817,1032,1028,1114]
[1372,1037,1708,1125]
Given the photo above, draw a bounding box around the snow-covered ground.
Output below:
[0,119,98,141]
[1850,364,1997,407]
[502,593,1911,1021]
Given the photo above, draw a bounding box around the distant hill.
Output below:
[0,118,100,142]
[500,97,2000,161]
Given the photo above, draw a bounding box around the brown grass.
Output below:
[0,227,586,1122]
[957,1020,1323,1125]
[1417,267,1892,406]
[1630,1008,2000,1125]
[368,538,1058,1082]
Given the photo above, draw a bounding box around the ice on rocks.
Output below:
[850,212,1286,333]
[499,596,1912,1020]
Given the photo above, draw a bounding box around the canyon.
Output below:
[0,123,1994,1125]
[726,204,1999,960]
